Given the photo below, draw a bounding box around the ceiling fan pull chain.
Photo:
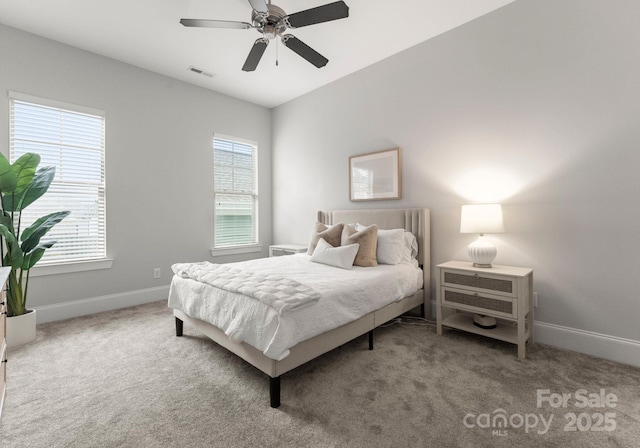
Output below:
[276,38,279,66]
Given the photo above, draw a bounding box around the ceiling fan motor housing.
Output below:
[252,4,287,38]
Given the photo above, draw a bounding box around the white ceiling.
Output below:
[0,0,515,108]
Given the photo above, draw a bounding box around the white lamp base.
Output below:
[467,235,497,268]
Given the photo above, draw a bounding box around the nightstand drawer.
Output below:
[0,268,9,420]
[1,339,5,419]
[442,287,517,319]
[437,261,533,359]
[442,270,515,297]
[1,340,6,395]
[271,248,298,256]
[1,340,5,378]
[0,300,5,341]
[269,244,307,257]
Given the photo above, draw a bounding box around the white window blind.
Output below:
[213,135,258,248]
[9,93,107,264]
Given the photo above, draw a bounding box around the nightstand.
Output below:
[269,244,307,257]
[436,261,534,359]
[0,267,10,419]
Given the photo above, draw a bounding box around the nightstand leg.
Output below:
[517,316,526,359]
[528,308,535,345]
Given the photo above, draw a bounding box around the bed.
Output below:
[169,208,430,408]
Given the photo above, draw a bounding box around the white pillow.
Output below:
[402,231,419,265]
[376,228,405,265]
[355,223,405,265]
[355,223,419,265]
[310,238,360,269]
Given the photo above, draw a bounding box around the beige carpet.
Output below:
[1,300,639,447]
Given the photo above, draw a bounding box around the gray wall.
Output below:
[2,0,638,365]
[272,0,640,360]
[0,24,272,315]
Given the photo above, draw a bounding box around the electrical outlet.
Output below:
[153,268,161,279]
[533,292,538,308]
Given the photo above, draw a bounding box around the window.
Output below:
[9,92,107,266]
[213,135,258,249]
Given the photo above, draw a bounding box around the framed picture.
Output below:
[349,148,401,201]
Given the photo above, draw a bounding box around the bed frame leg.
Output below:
[369,330,374,350]
[175,317,183,337]
[421,303,426,319]
[270,376,281,408]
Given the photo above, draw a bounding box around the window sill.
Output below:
[210,244,263,257]
[29,258,114,277]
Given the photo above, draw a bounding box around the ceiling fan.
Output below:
[180,0,349,72]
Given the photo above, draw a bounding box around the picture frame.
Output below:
[349,148,401,201]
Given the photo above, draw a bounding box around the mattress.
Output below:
[168,254,423,361]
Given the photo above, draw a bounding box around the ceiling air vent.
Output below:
[187,66,214,78]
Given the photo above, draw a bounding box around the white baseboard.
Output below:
[36,295,640,368]
[34,285,170,324]
[534,321,640,368]
[428,301,640,368]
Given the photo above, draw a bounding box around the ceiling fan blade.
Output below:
[248,0,269,14]
[180,19,252,30]
[285,1,349,29]
[281,35,328,68]
[242,38,269,72]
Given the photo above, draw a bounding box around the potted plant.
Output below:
[0,152,69,347]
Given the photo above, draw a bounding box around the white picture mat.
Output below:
[349,148,401,201]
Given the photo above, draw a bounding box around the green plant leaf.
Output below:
[3,166,55,212]
[0,153,18,192]
[5,268,25,316]
[12,152,40,192]
[22,241,55,270]
[0,224,24,268]
[1,152,41,211]
[0,211,14,234]
[20,210,70,253]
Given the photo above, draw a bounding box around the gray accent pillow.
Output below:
[342,224,378,267]
[307,222,344,255]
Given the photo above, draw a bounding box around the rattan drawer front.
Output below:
[443,271,514,296]
[442,288,516,319]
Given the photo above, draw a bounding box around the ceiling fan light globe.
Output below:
[263,25,277,39]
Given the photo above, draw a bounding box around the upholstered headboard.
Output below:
[317,208,431,309]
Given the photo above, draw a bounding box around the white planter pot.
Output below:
[6,309,37,348]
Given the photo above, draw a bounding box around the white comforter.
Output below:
[172,262,321,315]
[168,254,423,361]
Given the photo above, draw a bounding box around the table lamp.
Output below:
[460,203,504,329]
[460,204,504,268]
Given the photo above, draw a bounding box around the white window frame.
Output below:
[8,92,112,275]
[210,133,261,256]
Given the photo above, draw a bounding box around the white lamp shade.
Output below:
[460,204,504,234]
